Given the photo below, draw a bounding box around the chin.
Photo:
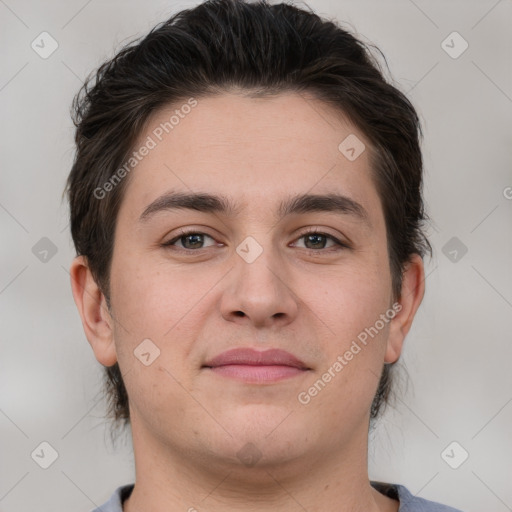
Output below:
[205,411,313,465]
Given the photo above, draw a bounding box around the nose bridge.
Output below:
[221,230,298,327]
[235,232,285,298]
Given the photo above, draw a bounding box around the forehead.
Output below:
[121,92,381,221]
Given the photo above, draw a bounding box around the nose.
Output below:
[219,239,299,329]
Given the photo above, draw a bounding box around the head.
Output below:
[66,0,430,460]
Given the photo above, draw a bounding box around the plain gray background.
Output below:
[1,0,511,511]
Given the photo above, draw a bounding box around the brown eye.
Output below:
[163,231,216,250]
[294,230,348,251]
[303,233,330,249]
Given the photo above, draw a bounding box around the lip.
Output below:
[202,348,310,383]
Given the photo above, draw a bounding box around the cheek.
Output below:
[301,261,392,405]
[108,258,200,420]
[109,252,216,372]
[126,364,189,426]
[310,260,391,342]
[110,251,186,333]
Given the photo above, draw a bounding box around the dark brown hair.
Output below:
[65,0,431,433]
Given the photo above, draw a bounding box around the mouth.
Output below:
[202,348,310,384]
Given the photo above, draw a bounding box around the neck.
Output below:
[123,418,398,512]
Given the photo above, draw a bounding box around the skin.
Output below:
[70,92,425,512]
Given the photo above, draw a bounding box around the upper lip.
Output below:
[203,348,309,370]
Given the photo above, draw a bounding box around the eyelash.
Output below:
[162,228,349,253]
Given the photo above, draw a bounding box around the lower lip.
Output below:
[205,365,307,383]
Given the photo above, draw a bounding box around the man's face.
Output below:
[102,93,405,470]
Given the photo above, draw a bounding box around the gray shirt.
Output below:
[91,482,464,511]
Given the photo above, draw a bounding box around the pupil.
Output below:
[184,234,202,248]
[307,234,325,249]
[180,234,327,250]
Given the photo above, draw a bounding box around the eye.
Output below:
[293,229,348,252]
[161,228,349,253]
[162,230,217,251]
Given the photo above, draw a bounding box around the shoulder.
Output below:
[372,481,464,512]
[89,484,134,512]
[395,484,464,512]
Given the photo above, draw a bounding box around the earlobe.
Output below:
[384,254,425,363]
[69,256,118,367]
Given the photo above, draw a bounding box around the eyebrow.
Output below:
[139,190,371,227]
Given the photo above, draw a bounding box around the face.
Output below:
[74,92,423,475]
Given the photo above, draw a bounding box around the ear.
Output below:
[384,253,425,363]
[69,255,117,367]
